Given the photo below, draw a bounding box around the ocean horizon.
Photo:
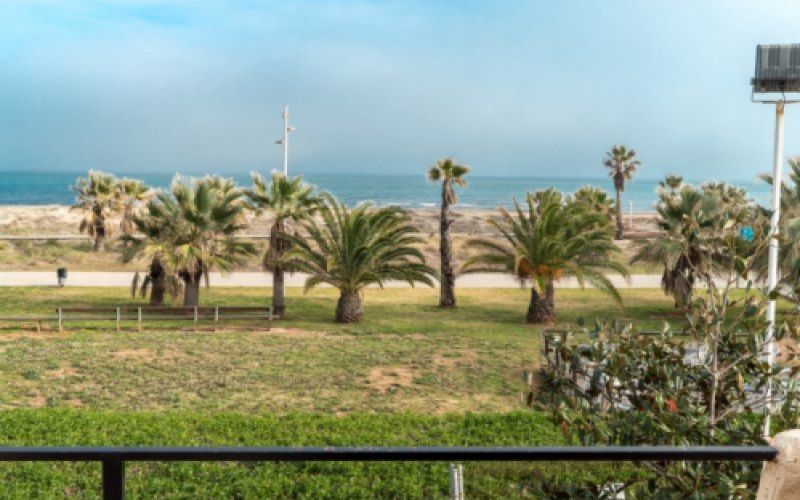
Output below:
[0,170,774,212]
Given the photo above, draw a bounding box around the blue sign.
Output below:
[739,226,754,242]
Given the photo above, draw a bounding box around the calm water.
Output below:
[0,171,773,212]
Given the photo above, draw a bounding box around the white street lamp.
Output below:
[751,44,800,437]
[274,104,296,176]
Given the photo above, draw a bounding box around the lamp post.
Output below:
[751,44,800,437]
[275,105,296,176]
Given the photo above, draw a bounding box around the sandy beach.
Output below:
[0,205,661,238]
[0,204,660,272]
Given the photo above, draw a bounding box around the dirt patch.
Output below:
[0,331,70,342]
[45,365,80,379]
[366,365,417,393]
[432,349,479,369]
[111,348,157,361]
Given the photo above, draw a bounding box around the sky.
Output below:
[1,0,800,179]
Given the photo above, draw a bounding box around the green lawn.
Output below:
[0,286,780,497]
[0,287,683,414]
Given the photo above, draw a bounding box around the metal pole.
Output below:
[282,105,289,176]
[629,200,633,229]
[764,100,786,438]
[102,460,125,500]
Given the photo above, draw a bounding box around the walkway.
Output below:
[0,271,668,288]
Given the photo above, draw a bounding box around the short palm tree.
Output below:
[247,173,319,317]
[427,158,470,307]
[569,186,615,220]
[603,145,641,239]
[631,182,758,308]
[71,170,119,251]
[123,176,256,306]
[659,175,684,195]
[282,194,436,323]
[117,178,152,236]
[462,189,627,323]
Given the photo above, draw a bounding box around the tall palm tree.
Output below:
[603,145,641,240]
[123,176,256,306]
[71,170,119,251]
[462,189,627,323]
[282,194,436,323]
[427,158,470,307]
[247,173,319,317]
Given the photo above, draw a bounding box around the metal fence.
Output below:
[0,445,777,499]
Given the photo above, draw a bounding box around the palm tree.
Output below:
[124,205,178,306]
[123,176,256,306]
[659,175,684,196]
[117,178,152,236]
[569,186,614,221]
[631,182,759,308]
[247,173,319,317]
[71,170,119,251]
[603,145,641,240]
[282,194,436,323]
[758,158,800,291]
[427,158,470,307]
[463,189,627,323]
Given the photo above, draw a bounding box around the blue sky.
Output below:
[1,1,800,179]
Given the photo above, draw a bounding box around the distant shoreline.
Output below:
[0,204,661,240]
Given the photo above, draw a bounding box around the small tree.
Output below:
[463,189,627,323]
[71,170,119,251]
[247,173,319,317]
[603,145,640,240]
[427,158,470,307]
[283,194,435,323]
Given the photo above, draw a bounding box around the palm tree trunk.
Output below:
[180,267,203,307]
[272,267,285,317]
[614,188,623,240]
[439,182,456,307]
[335,291,363,323]
[93,206,106,252]
[527,282,555,323]
[149,257,166,306]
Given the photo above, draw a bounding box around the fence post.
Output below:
[102,460,125,500]
[137,308,142,332]
[449,463,464,500]
[115,307,121,333]
[214,306,219,324]
[57,307,63,332]
[193,306,198,331]
[267,307,273,331]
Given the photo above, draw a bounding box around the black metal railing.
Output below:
[0,445,778,499]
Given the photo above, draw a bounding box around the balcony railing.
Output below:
[0,445,778,499]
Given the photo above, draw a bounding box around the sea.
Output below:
[0,171,774,213]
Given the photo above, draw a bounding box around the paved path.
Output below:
[0,271,669,288]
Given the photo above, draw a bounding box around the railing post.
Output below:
[102,460,125,500]
[57,307,63,333]
[193,306,198,331]
[137,307,142,332]
[115,307,121,333]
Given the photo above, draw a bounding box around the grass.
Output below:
[0,409,644,498]
[0,286,783,496]
[0,287,685,414]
